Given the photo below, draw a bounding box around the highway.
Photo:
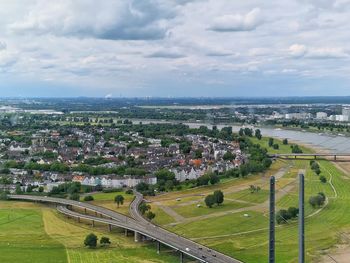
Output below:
[9,194,242,263]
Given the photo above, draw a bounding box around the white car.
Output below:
[185,248,190,252]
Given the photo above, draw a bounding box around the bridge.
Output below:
[269,153,350,160]
[8,194,241,263]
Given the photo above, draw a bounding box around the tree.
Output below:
[139,202,151,214]
[268,138,274,147]
[309,193,326,208]
[69,193,80,201]
[276,209,290,224]
[145,211,156,221]
[223,151,236,161]
[273,144,279,150]
[0,191,9,200]
[194,149,203,159]
[311,162,320,171]
[26,184,33,193]
[213,190,224,205]
[38,186,44,193]
[209,174,220,185]
[114,195,124,208]
[15,184,22,194]
[84,195,94,201]
[100,236,111,246]
[283,138,288,145]
[255,129,262,140]
[320,175,327,183]
[84,233,98,248]
[205,194,216,208]
[287,207,299,218]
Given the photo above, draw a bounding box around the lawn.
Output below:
[172,199,250,218]
[225,189,269,204]
[158,159,350,263]
[0,201,179,263]
[90,191,135,216]
[0,202,67,263]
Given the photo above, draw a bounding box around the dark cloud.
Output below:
[10,0,175,40]
[146,50,185,58]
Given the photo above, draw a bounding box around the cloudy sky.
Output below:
[0,0,350,97]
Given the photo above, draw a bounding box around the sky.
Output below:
[0,0,350,97]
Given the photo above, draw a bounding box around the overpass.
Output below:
[8,194,241,263]
[269,153,350,160]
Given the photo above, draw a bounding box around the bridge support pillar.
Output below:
[134,231,142,242]
[179,252,184,263]
[77,217,80,223]
[108,224,112,232]
[156,241,160,254]
[299,172,305,263]
[334,155,337,161]
[269,176,275,263]
[125,229,128,236]
[314,155,317,159]
[84,208,87,214]
[92,220,95,227]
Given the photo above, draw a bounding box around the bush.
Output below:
[205,194,216,208]
[84,233,98,248]
[276,209,290,224]
[125,189,133,195]
[319,175,327,183]
[100,236,111,246]
[309,192,326,208]
[276,206,298,224]
[69,193,80,201]
[84,195,94,201]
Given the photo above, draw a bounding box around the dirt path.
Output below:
[165,168,296,226]
[154,202,185,222]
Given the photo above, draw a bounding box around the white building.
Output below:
[101,176,157,188]
[316,112,328,119]
[285,113,312,120]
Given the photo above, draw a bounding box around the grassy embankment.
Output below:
[0,201,179,263]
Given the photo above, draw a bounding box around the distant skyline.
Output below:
[1,0,350,97]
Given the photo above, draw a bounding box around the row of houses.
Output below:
[72,175,157,188]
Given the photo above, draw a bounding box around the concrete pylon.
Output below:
[134,232,142,242]
[157,241,161,254]
[299,172,305,263]
[269,176,275,263]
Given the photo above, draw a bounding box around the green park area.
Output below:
[149,138,350,262]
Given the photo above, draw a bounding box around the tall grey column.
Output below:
[269,176,275,263]
[299,172,305,263]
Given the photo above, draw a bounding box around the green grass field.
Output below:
[90,191,134,216]
[0,202,179,263]
[151,138,350,262]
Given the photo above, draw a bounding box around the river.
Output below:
[131,119,350,153]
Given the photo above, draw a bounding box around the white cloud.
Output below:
[209,8,263,32]
[289,44,348,59]
[0,0,350,96]
[0,41,6,51]
[289,44,307,57]
[9,0,175,40]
